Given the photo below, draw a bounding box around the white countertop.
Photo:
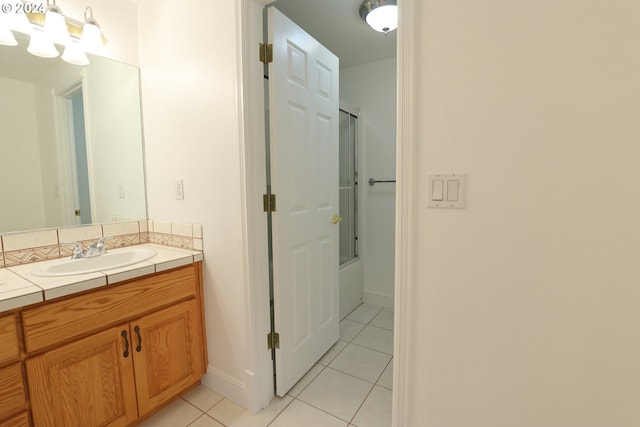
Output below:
[0,244,203,312]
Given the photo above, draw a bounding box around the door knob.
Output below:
[331,214,342,224]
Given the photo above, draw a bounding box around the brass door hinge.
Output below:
[263,193,276,213]
[259,43,273,64]
[267,331,280,350]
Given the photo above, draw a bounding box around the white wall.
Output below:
[341,58,396,308]
[136,0,251,406]
[404,1,640,426]
[0,77,46,232]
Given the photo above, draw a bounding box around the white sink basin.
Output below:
[31,248,156,277]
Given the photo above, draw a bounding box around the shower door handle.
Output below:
[331,214,342,225]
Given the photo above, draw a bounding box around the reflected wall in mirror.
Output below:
[0,32,147,234]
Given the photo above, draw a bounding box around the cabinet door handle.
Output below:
[121,330,130,358]
[134,325,142,352]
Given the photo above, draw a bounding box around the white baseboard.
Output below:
[363,289,394,310]
[201,364,248,409]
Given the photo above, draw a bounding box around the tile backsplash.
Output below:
[0,220,203,268]
[148,220,203,251]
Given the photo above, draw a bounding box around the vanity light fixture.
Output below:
[359,0,398,35]
[61,38,89,65]
[15,1,105,65]
[43,0,70,44]
[0,4,31,46]
[80,7,104,55]
[0,27,18,47]
[27,0,69,58]
[0,12,18,45]
[27,27,60,57]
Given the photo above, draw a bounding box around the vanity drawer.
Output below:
[0,363,27,419]
[0,314,19,366]
[22,264,197,354]
[0,411,29,427]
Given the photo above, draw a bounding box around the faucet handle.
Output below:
[89,236,113,255]
[62,241,84,259]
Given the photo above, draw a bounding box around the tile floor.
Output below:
[140,304,393,427]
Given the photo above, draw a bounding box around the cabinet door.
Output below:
[26,325,138,427]
[132,299,205,416]
[0,363,26,421]
[0,412,29,427]
[0,314,19,365]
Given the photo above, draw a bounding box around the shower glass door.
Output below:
[339,109,358,265]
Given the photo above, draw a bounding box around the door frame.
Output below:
[52,74,94,227]
[237,1,416,425]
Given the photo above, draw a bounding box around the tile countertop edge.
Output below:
[0,290,44,313]
[0,244,203,310]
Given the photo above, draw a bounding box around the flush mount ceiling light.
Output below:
[359,0,397,34]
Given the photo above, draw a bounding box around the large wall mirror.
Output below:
[0,32,147,234]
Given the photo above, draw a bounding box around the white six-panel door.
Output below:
[267,7,340,396]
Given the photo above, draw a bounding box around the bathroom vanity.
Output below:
[0,255,206,427]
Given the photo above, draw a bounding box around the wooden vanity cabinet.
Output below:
[22,263,206,427]
[0,412,29,427]
[26,325,138,427]
[0,314,20,365]
[131,299,204,416]
[0,314,28,426]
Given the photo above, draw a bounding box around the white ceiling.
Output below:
[272,0,397,69]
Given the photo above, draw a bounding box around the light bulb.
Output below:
[44,7,70,46]
[0,20,18,46]
[27,29,59,58]
[62,41,89,65]
[81,21,104,55]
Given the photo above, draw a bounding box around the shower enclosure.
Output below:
[339,109,358,266]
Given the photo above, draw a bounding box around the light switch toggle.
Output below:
[428,173,466,209]
[176,179,184,200]
[432,180,444,201]
[447,180,459,201]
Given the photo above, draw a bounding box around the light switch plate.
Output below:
[428,173,467,208]
[175,179,184,200]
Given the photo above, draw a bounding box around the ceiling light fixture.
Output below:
[359,0,397,35]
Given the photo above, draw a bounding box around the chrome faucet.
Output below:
[65,242,85,259]
[63,237,109,259]
[84,237,108,258]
